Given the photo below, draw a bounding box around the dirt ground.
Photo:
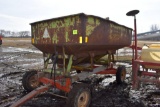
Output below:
[0,38,160,107]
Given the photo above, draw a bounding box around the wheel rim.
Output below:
[78,91,90,107]
[121,70,126,82]
[29,75,39,88]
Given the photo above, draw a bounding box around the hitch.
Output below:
[10,85,50,107]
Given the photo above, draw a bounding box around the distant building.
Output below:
[132,30,160,41]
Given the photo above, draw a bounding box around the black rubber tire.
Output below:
[66,83,91,107]
[116,66,126,84]
[22,70,40,92]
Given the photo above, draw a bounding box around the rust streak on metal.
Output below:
[30,13,132,55]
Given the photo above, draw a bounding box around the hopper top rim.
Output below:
[30,13,132,30]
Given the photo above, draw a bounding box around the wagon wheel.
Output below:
[116,66,126,84]
[22,70,40,92]
[66,83,91,107]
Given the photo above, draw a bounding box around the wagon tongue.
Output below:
[10,85,50,107]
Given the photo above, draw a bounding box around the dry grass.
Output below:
[3,38,31,41]
[2,37,34,48]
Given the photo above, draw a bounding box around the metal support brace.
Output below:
[107,51,114,64]
[43,53,51,69]
[10,85,50,107]
[90,53,94,70]
[132,61,140,89]
[66,55,73,76]
[63,47,66,73]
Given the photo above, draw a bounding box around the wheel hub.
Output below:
[121,70,126,81]
[78,91,89,107]
[29,75,39,88]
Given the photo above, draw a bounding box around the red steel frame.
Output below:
[10,63,117,107]
[10,85,50,107]
[96,63,117,75]
[131,10,160,89]
[132,60,160,89]
[40,62,117,92]
[39,77,71,92]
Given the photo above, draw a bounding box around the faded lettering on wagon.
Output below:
[109,24,128,41]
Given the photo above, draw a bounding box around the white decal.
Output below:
[43,28,50,38]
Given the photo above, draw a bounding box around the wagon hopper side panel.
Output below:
[85,16,132,51]
[31,15,83,54]
[31,13,132,55]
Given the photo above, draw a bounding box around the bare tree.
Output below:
[0,30,5,37]
[0,29,31,37]
[19,31,30,38]
[150,24,159,31]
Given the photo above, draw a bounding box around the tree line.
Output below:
[0,29,31,38]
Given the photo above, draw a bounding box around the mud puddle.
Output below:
[0,46,43,107]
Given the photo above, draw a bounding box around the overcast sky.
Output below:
[0,0,160,33]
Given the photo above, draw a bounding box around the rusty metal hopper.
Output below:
[30,13,132,55]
